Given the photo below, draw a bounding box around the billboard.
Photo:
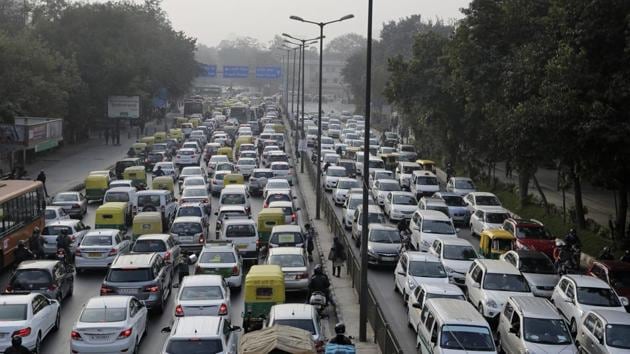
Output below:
[223,66,249,78]
[107,96,140,118]
[256,66,282,79]
[200,64,217,77]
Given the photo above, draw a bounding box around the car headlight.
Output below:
[367,248,377,257]
[407,279,417,290]
[444,266,454,274]
[486,299,498,308]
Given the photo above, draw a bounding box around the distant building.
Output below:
[303,58,348,101]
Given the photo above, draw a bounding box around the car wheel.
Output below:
[570,318,577,336]
[477,303,484,317]
[496,333,505,354]
[33,333,41,354]
[132,336,140,354]
[53,310,60,331]
[67,281,74,297]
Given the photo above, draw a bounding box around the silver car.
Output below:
[174,275,230,319]
[75,229,131,271]
[577,310,630,354]
[500,250,560,298]
[266,247,309,292]
[432,192,470,225]
[267,304,324,346]
[367,225,402,266]
[42,219,90,256]
[446,177,477,196]
[51,192,87,218]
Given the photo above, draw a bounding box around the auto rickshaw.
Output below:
[271,124,286,133]
[95,202,129,230]
[416,159,437,174]
[217,147,234,161]
[224,173,244,186]
[151,176,175,194]
[154,131,167,143]
[479,229,516,259]
[256,208,286,250]
[242,264,285,333]
[140,136,155,148]
[85,173,110,201]
[132,211,163,240]
[235,136,254,156]
[381,152,401,172]
[175,117,188,128]
[168,128,183,142]
[131,142,148,157]
[123,166,147,189]
[189,117,201,128]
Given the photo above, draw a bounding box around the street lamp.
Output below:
[290,14,354,219]
[285,39,303,153]
[274,47,292,113]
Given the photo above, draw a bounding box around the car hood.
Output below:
[325,176,341,182]
[368,242,401,255]
[442,259,473,274]
[522,272,560,288]
[517,238,556,257]
[453,187,476,195]
[524,342,576,354]
[392,204,417,213]
[486,290,534,307]
[410,275,449,286]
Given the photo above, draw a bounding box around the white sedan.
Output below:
[323,166,347,191]
[469,206,511,236]
[75,229,131,271]
[71,296,147,354]
[332,178,360,206]
[0,293,60,353]
[174,275,231,319]
[383,191,417,221]
[236,158,257,177]
[371,179,401,206]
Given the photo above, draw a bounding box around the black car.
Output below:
[6,260,74,302]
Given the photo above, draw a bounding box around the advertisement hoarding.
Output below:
[107,96,140,118]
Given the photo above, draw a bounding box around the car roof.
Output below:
[178,202,203,208]
[223,218,255,226]
[46,205,64,210]
[85,295,130,309]
[451,177,473,181]
[421,197,447,206]
[137,190,169,196]
[405,251,440,262]
[84,229,119,237]
[476,259,521,275]
[201,242,236,252]
[421,283,464,296]
[389,191,416,197]
[46,219,81,226]
[17,260,59,271]
[592,309,630,324]
[270,304,315,320]
[368,224,397,231]
[253,168,273,172]
[328,166,345,171]
[271,225,301,232]
[565,274,610,288]
[173,216,203,223]
[112,253,157,268]
[179,148,196,152]
[0,293,38,304]
[412,170,437,177]
[268,247,304,256]
[476,206,510,213]
[106,187,135,193]
[366,205,383,213]
[171,316,222,338]
[438,238,474,247]
[416,209,451,220]
[399,162,420,166]
[218,205,246,212]
[433,192,462,198]
[513,250,549,260]
[268,201,293,207]
[270,161,289,165]
[469,192,497,197]
[56,191,80,195]
[181,274,223,286]
[426,298,487,325]
[136,234,170,241]
[183,186,207,191]
[510,296,561,319]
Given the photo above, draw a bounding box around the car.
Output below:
[248,168,274,196]
[429,238,478,287]
[342,193,375,230]
[160,316,240,354]
[214,205,248,238]
[270,161,294,185]
[110,179,135,189]
[395,162,421,190]
[337,159,356,178]
[42,219,90,257]
[322,166,347,191]
[175,202,210,227]
[445,177,477,196]
[503,218,555,258]
[0,292,60,353]
[209,170,230,195]
[153,161,178,181]
[45,206,70,223]
[103,187,138,218]
[366,225,402,266]
[136,190,177,225]
[101,253,173,312]
[406,283,465,334]
[268,225,305,250]
[577,310,630,354]
[417,197,451,218]
[551,274,629,335]
[267,304,324,348]
[131,233,182,267]
[194,241,243,289]
[262,178,291,199]
[469,206,512,236]
[6,260,74,301]
[180,186,211,209]
[71,296,148,354]
[181,141,201,154]
[351,205,386,247]
[268,201,300,225]
[263,189,294,208]
[432,192,470,225]
[464,191,502,213]
[261,145,280,166]
[220,218,258,263]
[465,259,534,322]
[51,191,87,218]
[219,185,251,213]
[371,179,401,206]
[178,166,205,187]
[170,216,207,255]
[174,275,231,319]
[207,155,230,173]
[332,178,360,206]
[394,252,448,302]
[235,157,257,177]
[588,260,630,310]
[182,176,209,193]
[174,148,200,167]
[75,229,131,271]
[383,191,417,221]
[266,247,309,292]
[500,250,559,298]
[409,171,439,199]
[408,210,458,252]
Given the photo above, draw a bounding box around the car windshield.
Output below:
[361,212,386,225]
[610,271,630,288]
[607,324,630,349]
[440,325,495,351]
[272,164,289,171]
[483,273,530,292]
[408,261,447,278]
[486,212,510,224]
[225,224,256,237]
[476,195,501,206]
[45,210,57,220]
[177,207,202,217]
[183,189,207,197]
[180,286,223,300]
[267,181,289,189]
[268,254,305,267]
[393,195,416,205]
[519,256,556,274]
[239,159,256,165]
[82,235,113,246]
[417,176,438,185]
[105,192,130,203]
[133,240,166,252]
[369,229,401,243]
[443,245,478,260]
[213,173,226,181]
[523,318,572,345]
[441,195,467,207]
[271,232,304,245]
[337,180,359,189]
[43,225,72,236]
[454,180,475,189]
[327,169,346,177]
[12,270,52,288]
[107,268,152,282]
[368,160,384,168]
[378,182,401,192]
[54,193,78,202]
[427,206,450,217]
[374,172,393,180]
[516,225,552,239]
[221,194,245,205]
[171,222,202,235]
[184,179,204,187]
[137,195,161,207]
[426,293,466,301]
[577,287,621,307]
[0,304,27,321]
[253,171,274,178]
[402,166,419,174]
[200,252,236,263]
[348,198,374,209]
[80,307,127,323]
[273,319,316,335]
[165,339,222,354]
[421,220,455,235]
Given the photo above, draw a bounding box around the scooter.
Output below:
[309,291,328,318]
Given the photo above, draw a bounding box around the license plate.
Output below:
[87,252,103,258]
[381,257,395,261]
[117,288,138,295]
[284,274,293,280]
[179,236,193,243]
[237,244,248,249]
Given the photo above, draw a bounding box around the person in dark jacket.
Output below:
[621,250,630,263]
[13,241,33,267]
[329,323,353,345]
[5,336,31,354]
[36,170,48,197]
[29,227,45,259]
[329,236,346,277]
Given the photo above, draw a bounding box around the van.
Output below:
[135,190,177,226]
[170,216,207,255]
[220,218,258,263]
[416,298,496,353]
[410,170,440,199]
[219,185,251,214]
[409,210,458,252]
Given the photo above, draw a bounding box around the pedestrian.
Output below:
[505,160,512,178]
[304,224,314,261]
[4,336,30,354]
[104,128,110,145]
[620,250,630,263]
[29,227,45,259]
[328,236,346,277]
[36,170,48,197]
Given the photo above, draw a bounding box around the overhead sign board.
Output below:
[107,96,140,119]
[200,64,217,77]
[223,66,249,78]
[256,66,282,79]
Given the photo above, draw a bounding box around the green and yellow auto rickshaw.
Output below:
[479,229,516,259]
[131,142,148,157]
[140,136,155,148]
[223,173,245,187]
[416,159,437,174]
[153,131,167,143]
[95,202,129,230]
[256,208,286,250]
[123,166,147,189]
[242,264,285,333]
[132,212,163,240]
[85,173,110,202]
[151,176,174,195]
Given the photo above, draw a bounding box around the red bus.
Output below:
[0,180,46,267]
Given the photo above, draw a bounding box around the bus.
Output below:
[0,180,46,267]
[184,99,203,116]
[229,105,250,124]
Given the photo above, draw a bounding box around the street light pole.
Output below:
[290,14,354,220]
[296,44,302,154]
[291,48,297,118]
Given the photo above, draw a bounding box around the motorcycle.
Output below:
[399,229,412,250]
[309,291,328,318]
[553,243,580,274]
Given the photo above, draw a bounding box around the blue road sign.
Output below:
[256,66,282,79]
[199,64,216,77]
[223,66,249,78]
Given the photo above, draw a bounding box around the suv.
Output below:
[220,219,258,264]
[409,210,458,252]
[132,233,182,267]
[170,216,207,255]
[395,162,421,190]
[160,316,240,354]
[7,260,74,302]
[101,253,173,312]
[136,190,177,226]
[502,218,555,258]
[410,171,439,199]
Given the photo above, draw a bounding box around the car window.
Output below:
[82,235,113,246]
[559,279,569,292]
[583,313,596,332]
[180,286,223,300]
[566,284,575,299]
[471,266,483,283]
[424,311,435,331]
[133,239,167,252]
[80,307,127,322]
[0,304,27,321]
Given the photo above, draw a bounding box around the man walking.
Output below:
[36,170,48,197]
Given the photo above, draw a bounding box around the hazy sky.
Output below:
[109,0,471,47]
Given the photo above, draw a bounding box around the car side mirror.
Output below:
[456,228,461,233]
[296,208,301,211]
[509,325,519,334]
[188,254,198,264]
[160,326,172,333]
[620,296,629,307]
[173,283,179,288]
[412,303,422,309]
[397,271,406,276]
[230,325,242,332]
[85,226,91,230]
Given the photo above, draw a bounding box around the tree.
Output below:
[324,33,365,60]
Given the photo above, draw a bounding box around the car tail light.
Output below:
[297,272,309,279]
[144,285,159,293]
[12,327,31,337]
[48,284,57,291]
[100,285,113,295]
[198,235,205,244]
[71,331,82,341]
[72,204,80,209]
[176,155,181,158]
[291,213,296,222]
[163,251,171,262]
[175,305,184,316]
[218,303,228,316]
[263,202,268,208]
[4,286,12,292]
[315,340,324,352]
[195,265,202,273]
[118,328,132,339]
[232,266,239,276]
[75,249,81,257]
[108,248,117,256]
[246,207,251,214]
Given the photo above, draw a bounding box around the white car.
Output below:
[263,178,291,200]
[332,178,360,206]
[500,250,560,298]
[195,242,243,289]
[174,275,231,319]
[394,251,448,302]
[152,162,178,180]
[551,274,628,335]
[464,192,502,213]
[409,210,458,252]
[342,193,375,230]
[75,229,131,271]
[406,283,465,334]
[182,176,209,193]
[160,316,240,354]
[267,304,324,345]
[383,191,417,221]
[323,166,347,191]
[270,161,294,186]
[368,169,394,189]
[180,186,211,206]
[266,247,309,292]
[0,293,60,353]
[236,158,257,177]
[371,179,401,206]
[445,177,477,196]
[469,206,512,236]
[178,166,205,187]
[207,155,230,173]
[428,238,478,287]
[45,206,70,223]
[71,296,147,354]
[175,148,200,167]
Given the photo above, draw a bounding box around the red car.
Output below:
[588,260,630,310]
[502,218,555,258]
